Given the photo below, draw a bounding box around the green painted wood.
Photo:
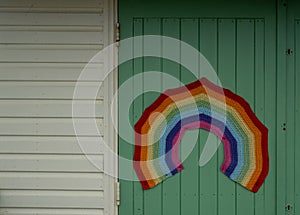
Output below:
[118,16,134,215]
[199,18,218,215]
[161,18,181,215]
[119,0,274,18]
[254,18,266,215]
[133,18,144,215]
[217,18,236,215]
[295,21,300,215]
[180,18,199,215]
[276,1,288,215]
[142,17,163,215]
[119,1,281,215]
[286,5,295,215]
[236,19,255,215]
[287,1,300,214]
[264,11,277,215]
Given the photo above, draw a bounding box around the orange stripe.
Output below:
[138,84,262,187]
[199,86,262,188]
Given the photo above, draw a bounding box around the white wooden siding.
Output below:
[0,0,116,214]
[0,63,104,81]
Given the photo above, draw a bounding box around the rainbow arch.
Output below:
[134,78,269,193]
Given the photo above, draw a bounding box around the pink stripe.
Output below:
[200,122,232,172]
[170,121,232,173]
[171,129,185,171]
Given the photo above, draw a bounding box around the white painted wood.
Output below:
[0,30,104,44]
[0,7,103,13]
[0,13,104,25]
[0,172,104,190]
[0,0,115,213]
[0,63,105,81]
[0,100,104,117]
[0,154,103,172]
[0,44,103,63]
[0,118,104,136]
[0,25,104,32]
[0,136,104,154]
[103,0,118,213]
[0,208,104,215]
[0,190,104,208]
[0,0,104,9]
[0,82,104,99]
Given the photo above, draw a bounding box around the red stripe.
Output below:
[200,78,269,192]
[134,77,269,192]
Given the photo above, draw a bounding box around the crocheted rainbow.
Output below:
[134,78,269,193]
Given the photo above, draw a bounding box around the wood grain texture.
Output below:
[0,0,114,213]
[119,0,278,214]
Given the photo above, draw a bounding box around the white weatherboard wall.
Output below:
[0,0,116,214]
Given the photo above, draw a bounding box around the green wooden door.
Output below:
[286,0,300,214]
[118,0,285,214]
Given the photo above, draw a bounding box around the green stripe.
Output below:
[149,94,251,182]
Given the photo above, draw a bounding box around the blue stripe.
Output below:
[157,106,248,178]
[164,113,238,177]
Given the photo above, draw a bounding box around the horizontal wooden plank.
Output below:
[0,136,104,154]
[0,208,103,215]
[0,172,103,190]
[0,63,105,81]
[0,0,112,212]
[0,190,104,208]
[0,118,104,136]
[0,44,103,63]
[0,154,103,172]
[0,25,103,32]
[0,100,104,117]
[0,0,103,9]
[0,30,104,44]
[0,7,103,13]
[0,13,103,26]
[0,82,104,99]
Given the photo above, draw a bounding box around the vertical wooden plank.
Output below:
[199,18,218,215]
[180,18,199,215]
[264,14,277,215]
[286,17,296,215]
[236,19,255,215]
[133,18,144,215]
[143,18,162,215]
[217,18,236,215]
[118,19,134,215]
[162,18,181,215]
[276,1,288,214]
[295,20,300,215]
[254,18,266,215]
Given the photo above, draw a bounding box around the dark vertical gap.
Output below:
[160,17,164,215]
[179,17,182,215]
[216,17,220,215]
[235,19,238,93]
[179,18,182,85]
[198,17,201,215]
[197,18,200,215]
[254,19,256,117]
[294,20,297,215]
[262,18,266,212]
[286,11,289,213]
[234,18,238,215]
[253,18,256,215]
[142,17,145,215]
[132,18,135,215]
[275,3,278,214]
